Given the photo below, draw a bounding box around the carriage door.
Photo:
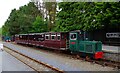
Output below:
[69,32,78,52]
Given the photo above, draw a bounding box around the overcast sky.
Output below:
[0,0,31,28]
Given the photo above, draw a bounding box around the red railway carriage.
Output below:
[15,34,19,43]
[15,32,69,50]
[43,32,69,50]
[28,33,45,46]
[28,33,36,45]
[15,34,28,44]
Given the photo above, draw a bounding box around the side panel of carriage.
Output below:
[28,34,36,45]
[34,33,45,46]
[43,32,69,50]
[15,34,28,44]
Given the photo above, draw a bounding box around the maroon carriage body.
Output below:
[15,32,69,50]
[43,32,69,50]
[15,34,28,44]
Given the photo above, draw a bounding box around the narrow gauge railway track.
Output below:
[68,52,120,69]
[5,43,120,70]
[74,55,120,70]
[103,51,120,62]
[3,46,64,73]
[22,44,120,70]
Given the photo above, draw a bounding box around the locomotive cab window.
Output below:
[70,33,77,40]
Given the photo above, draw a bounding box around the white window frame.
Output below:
[70,33,77,40]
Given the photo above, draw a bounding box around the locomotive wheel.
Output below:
[76,55,80,59]
[70,51,73,54]
[86,56,90,61]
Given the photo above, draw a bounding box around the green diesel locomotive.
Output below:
[69,30,103,59]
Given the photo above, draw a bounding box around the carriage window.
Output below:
[33,37,36,41]
[57,36,60,40]
[51,34,56,40]
[38,38,43,41]
[20,35,22,39]
[61,35,64,40]
[45,34,50,40]
[52,36,55,40]
[46,36,49,39]
[57,34,60,40]
[70,33,77,40]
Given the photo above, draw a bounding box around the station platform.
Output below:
[102,45,119,53]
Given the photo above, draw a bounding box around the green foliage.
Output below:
[31,16,48,33]
[2,2,120,36]
[2,2,43,36]
[101,2,120,29]
[0,28,2,35]
[55,2,120,32]
[2,20,10,36]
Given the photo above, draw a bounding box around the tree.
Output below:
[2,2,42,36]
[55,2,120,32]
[31,16,48,33]
[44,1,57,31]
[55,2,84,32]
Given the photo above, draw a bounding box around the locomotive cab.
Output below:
[69,30,84,52]
[69,31,80,52]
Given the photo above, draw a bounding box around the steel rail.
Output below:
[3,45,64,73]
[75,54,120,69]
[4,47,39,73]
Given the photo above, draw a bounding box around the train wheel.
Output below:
[70,51,73,54]
[76,55,80,59]
[86,56,90,61]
